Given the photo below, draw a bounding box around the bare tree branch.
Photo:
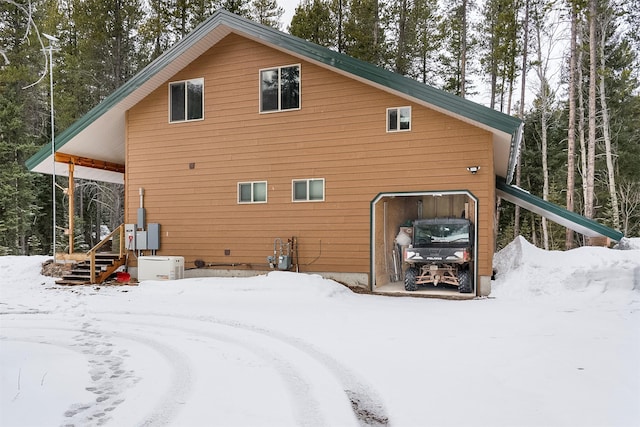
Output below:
[1,0,50,88]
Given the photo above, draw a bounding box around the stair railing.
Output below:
[87,224,125,284]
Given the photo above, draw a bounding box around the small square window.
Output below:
[292,179,324,202]
[169,78,204,123]
[238,181,267,204]
[387,107,411,132]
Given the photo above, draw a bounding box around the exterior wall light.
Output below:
[466,166,481,174]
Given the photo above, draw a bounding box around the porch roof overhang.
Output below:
[26,10,523,185]
[496,178,624,242]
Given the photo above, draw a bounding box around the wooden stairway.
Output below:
[56,253,126,285]
[55,224,127,286]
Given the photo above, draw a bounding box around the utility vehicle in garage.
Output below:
[403,218,474,293]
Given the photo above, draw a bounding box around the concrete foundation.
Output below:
[131,266,369,289]
[479,275,491,296]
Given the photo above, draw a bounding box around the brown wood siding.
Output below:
[126,34,496,277]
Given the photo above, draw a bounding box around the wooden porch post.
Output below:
[68,162,74,254]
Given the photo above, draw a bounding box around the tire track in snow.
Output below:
[97,311,390,426]
[112,330,193,427]
[205,315,391,427]
[99,315,328,427]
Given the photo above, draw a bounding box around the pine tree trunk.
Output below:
[534,12,549,250]
[395,0,407,74]
[515,0,529,238]
[566,0,577,249]
[373,0,380,64]
[598,17,620,229]
[338,0,344,52]
[541,110,549,250]
[578,20,587,217]
[460,0,467,98]
[585,0,597,220]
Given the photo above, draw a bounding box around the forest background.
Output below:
[1,0,638,256]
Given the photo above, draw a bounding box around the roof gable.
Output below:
[27,10,522,183]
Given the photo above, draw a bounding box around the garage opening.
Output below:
[371,191,479,297]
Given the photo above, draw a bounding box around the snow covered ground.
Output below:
[1,237,639,427]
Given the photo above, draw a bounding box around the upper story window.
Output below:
[387,106,411,132]
[292,178,324,202]
[260,65,300,112]
[169,78,204,123]
[238,181,267,204]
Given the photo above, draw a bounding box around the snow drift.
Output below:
[492,235,640,299]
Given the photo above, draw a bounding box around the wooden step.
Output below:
[55,253,125,286]
[56,279,92,286]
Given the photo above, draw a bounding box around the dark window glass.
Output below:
[170,83,186,122]
[293,181,307,200]
[281,66,300,110]
[239,183,252,203]
[187,81,203,120]
[261,69,279,111]
[388,109,398,131]
[400,107,411,130]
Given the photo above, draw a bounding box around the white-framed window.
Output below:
[387,106,411,132]
[260,64,300,112]
[238,181,267,204]
[292,178,324,202]
[169,78,204,123]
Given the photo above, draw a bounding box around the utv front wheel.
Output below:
[458,269,472,293]
[404,267,418,291]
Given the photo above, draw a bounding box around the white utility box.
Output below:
[138,256,184,281]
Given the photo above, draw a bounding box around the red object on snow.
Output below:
[116,271,131,282]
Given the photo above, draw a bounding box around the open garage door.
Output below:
[371,191,479,296]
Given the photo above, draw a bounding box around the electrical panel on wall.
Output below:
[136,231,148,250]
[147,223,160,251]
[125,224,136,250]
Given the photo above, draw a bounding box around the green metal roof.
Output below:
[27,10,523,182]
[496,178,624,241]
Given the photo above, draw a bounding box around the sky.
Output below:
[1,236,639,426]
[280,0,300,28]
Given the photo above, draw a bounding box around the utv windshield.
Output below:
[414,222,470,245]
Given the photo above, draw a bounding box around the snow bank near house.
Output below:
[138,270,352,300]
[492,236,640,299]
[0,256,56,309]
[617,237,640,250]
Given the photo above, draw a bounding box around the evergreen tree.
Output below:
[190,0,220,29]
[387,0,415,75]
[0,0,51,255]
[221,0,252,18]
[140,0,176,61]
[289,0,335,47]
[439,0,475,97]
[479,0,520,112]
[330,0,347,52]
[252,0,284,28]
[343,0,385,66]
[411,0,442,84]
